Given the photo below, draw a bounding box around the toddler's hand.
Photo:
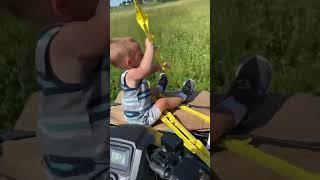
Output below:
[145,38,153,47]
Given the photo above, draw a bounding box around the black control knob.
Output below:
[109,172,118,180]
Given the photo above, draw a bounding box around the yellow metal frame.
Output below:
[179,105,210,124]
[222,138,320,179]
[161,110,210,167]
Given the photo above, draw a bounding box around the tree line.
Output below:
[118,0,176,7]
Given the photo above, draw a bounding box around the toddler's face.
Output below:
[128,43,144,68]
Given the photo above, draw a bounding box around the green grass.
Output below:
[213,0,320,95]
[0,9,37,128]
[110,0,210,101]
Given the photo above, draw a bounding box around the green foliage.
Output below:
[0,9,37,128]
[213,0,320,95]
[111,0,210,101]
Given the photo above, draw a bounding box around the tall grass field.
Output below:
[110,0,210,101]
[213,0,320,95]
[0,9,37,128]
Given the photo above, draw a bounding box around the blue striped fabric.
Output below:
[121,70,152,124]
[35,25,109,179]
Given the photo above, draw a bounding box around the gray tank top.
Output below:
[121,70,152,124]
[35,25,109,176]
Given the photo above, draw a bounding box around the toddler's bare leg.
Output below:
[154,97,184,112]
[144,97,184,126]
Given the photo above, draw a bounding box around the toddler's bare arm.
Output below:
[51,0,108,61]
[127,39,154,81]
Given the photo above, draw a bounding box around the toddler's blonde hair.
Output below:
[110,37,139,69]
